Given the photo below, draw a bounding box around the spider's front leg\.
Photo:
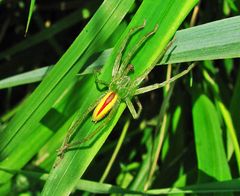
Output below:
[112,20,146,77]
[119,24,159,76]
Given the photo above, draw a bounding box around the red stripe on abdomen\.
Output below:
[97,92,116,116]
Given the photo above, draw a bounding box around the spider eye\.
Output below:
[127,64,134,73]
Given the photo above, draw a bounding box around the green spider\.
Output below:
[57,20,195,159]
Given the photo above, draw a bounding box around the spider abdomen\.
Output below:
[92,91,118,122]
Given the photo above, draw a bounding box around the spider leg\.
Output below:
[94,69,109,89]
[112,20,146,77]
[125,96,142,119]
[134,63,196,96]
[134,38,176,86]
[64,100,121,151]
[57,92,108,159]
[119,24,159,76]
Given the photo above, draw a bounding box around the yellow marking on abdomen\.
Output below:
[92,91,118,122]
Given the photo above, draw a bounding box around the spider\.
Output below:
[57,20,195,159]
